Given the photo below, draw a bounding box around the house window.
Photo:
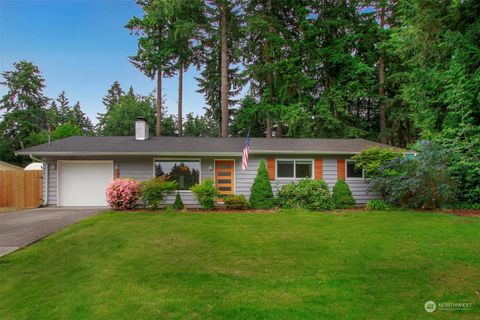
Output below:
[276,160,313,179]
[346,160,363,178]
[154,160,200,190]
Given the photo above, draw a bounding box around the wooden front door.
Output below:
[215,160,235,201]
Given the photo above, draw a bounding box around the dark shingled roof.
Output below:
[16,136,401,156]
[17,136,402,155]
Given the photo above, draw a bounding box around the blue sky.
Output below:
[0,0,207,123]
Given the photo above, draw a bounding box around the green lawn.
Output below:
[1,210,479,319]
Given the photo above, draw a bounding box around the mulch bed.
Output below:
[117,208,277,214]
[438,209,480,217]
[409,208,480,217]
[110,207,480,217]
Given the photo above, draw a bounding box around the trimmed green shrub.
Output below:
[140,177,177,209]
[172,191,184,210]
[277,179,334,211]
[224,195,249,210]
[366,199,389,211]
[332,179,355,208]
[191,179,218,209]
[249,160,275,209]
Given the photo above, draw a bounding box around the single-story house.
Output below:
[17,118,402,207]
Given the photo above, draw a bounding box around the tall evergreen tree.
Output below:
[56,91,71,125]
[97,81,125,131]
[71,102,94,134]
[170,0,206,136]
[0,61,49,164]
[102,80,124,110]
[197,0,243,137]
[126,0,175,136]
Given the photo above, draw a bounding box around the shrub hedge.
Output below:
[277,179,334,211]
[224,194,249,210]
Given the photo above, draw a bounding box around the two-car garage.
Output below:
[57,161,113,207]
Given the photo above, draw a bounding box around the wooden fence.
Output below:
[0,170,43,208]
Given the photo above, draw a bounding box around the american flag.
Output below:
[242,128,251,171]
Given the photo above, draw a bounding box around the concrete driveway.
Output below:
[0,207,104,257]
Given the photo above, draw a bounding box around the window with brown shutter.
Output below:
[337,159,345,180]
[266,158,275,180]
[314,158,323,180]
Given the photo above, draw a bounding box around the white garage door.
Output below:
[58,161,113,206]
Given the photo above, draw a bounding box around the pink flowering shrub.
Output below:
[105,178,141,209]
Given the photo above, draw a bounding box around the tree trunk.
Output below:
[266,114,272,138]
[276,124,283,138]
[378,5,387,144]
[379,55,386,144]
[156,68,162,136]
[178,66,183,136]
[220,3,229,138]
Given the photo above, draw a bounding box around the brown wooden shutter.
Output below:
[314,158,323,180]
[266,158,275,180]
[337,159,345,180]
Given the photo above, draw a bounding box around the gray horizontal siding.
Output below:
[322,158,337,192]
[162,191,198,206]
[116,158,152,181]
[345,179,381,204]
[236,156,259,197]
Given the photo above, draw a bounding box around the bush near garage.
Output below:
[105,178,141,209]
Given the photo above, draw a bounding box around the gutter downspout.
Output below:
[29,154,47,206]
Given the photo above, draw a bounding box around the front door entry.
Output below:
[214,160,235,201]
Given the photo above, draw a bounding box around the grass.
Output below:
[0,210,479,319]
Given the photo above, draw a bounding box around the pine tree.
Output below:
[102,80,124,110]
[249,160,274,209]
[170,0,206,136]
[97,81,125,131]
[0,60,49,163]
[71,102,94,135]
[126,0,175,136]
[197,0,243,137]
[56,91,71,125]
[47,101,60,128]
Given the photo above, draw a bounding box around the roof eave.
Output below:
[249,150,361,155]
[15,151,244,157]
